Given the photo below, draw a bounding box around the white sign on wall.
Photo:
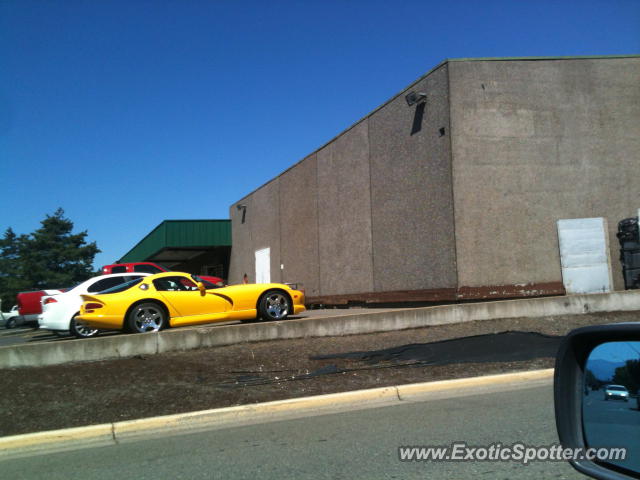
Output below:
[255,247,271,284]
[557,218,612,294]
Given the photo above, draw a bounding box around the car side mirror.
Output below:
[197,282,206,295]
[555,323,640,479]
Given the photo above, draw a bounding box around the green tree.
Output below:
[585,369,599,390]
[0,209,100,308]
[612,359,640,394]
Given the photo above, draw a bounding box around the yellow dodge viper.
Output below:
[76,272,305,333]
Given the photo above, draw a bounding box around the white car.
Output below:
[1,304,20,329]
[38,273,150,338]
[603,384,629,402]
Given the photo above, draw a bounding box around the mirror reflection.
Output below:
[583,341,640,473]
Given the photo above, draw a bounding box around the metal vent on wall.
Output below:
[617,216,640,289]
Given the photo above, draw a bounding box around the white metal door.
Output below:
[255,247,271,284]
[557,218,612,294]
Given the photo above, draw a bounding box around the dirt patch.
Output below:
[0,310,635,436]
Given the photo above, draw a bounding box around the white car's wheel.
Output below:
[70,314,99,339]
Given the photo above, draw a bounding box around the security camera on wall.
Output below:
[405,91,427,106]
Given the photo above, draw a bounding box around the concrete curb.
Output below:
[3,289,639,369]
[0,368,554,459]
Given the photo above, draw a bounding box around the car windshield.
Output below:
[97,277,144,294]
[608,386,627,391]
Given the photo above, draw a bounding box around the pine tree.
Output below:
[0,209,100,307]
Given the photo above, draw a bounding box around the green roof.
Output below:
[118,220,231,263]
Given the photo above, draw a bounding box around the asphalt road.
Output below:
[583,393,640,472]
[0,308,403,348]
[1,384,586,479]
[0,325,70,347]
[0,324,121,347]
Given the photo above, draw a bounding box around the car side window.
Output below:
[134,264,163,274]
[153,276,198,292]
[124,275,144,283]
[110,266,127,273]
[88,277,127,293]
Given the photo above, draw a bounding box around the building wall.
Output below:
[230,56,640,301]
[369,63,456,292]
[228,194,254,283]
[229,64,455,297]
[316,121,375,296]
[229,179,282,284]
[280,155,321,296]
[449,57,640,292]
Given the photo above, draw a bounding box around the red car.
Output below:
[13,288,66,328]
[101,262,224,286]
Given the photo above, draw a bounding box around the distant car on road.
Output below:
[77,272,306,334]
[603,384,629,402]
[38,273,151,338]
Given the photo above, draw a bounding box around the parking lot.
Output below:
[0,324,118,347]
[0,307,404,348]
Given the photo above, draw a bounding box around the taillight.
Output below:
[43,297,57,305]
[85,303,103,310]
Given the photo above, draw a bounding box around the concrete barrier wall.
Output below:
[2,290,640,369]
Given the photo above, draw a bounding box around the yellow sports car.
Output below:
[76,272,305,333]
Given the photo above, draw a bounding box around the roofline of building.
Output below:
[150,219,231,223]
[117,219,230,262]
[232,53,640,205]
[448,54,640,62]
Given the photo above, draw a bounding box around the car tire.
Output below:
[5,317,16,329]
[70,314,99,339]
[127,302,167,333]
[258,290,291,321]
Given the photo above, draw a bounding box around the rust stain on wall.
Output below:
[306,282,565,306]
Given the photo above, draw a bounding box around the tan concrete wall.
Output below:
[280,155,321,296]
[449,58,640,290]
[229,179,281,284]
[228,197,254,284]
[317,121,375,296]
[230,57,640,298]
[229,64,454,296]
[369,64,456,291]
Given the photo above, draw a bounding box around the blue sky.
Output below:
[1,0,639,268]
[589,341,640,363]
